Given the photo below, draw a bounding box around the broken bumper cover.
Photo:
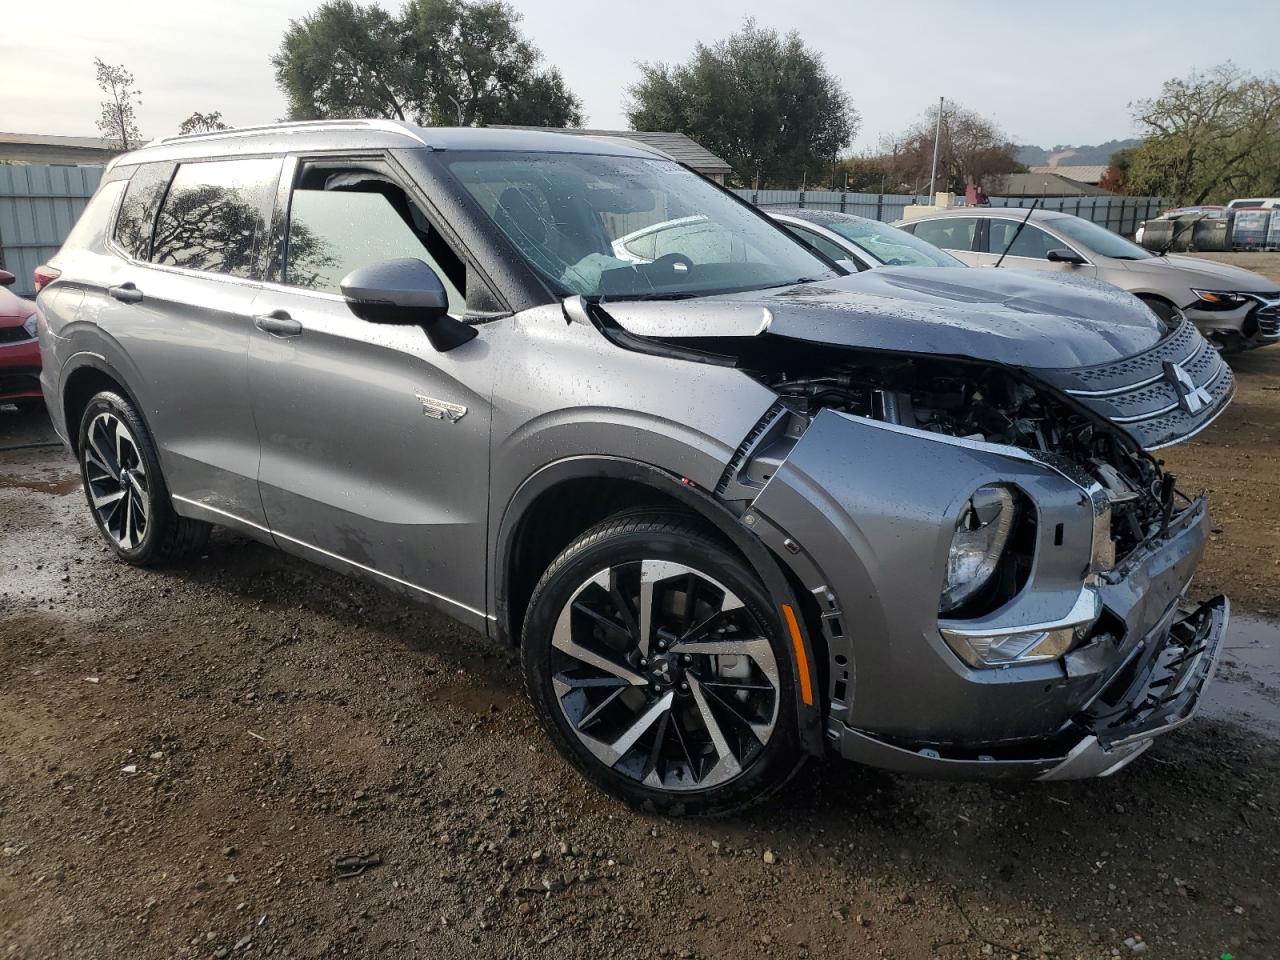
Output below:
[829,595,1229,780]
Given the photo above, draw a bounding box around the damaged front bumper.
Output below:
[829,596,1228,780]
[740,408,1229,780]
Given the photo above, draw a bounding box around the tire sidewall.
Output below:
[77,392,166,563]
[521,519,803,814]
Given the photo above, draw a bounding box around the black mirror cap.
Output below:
[340,257,477,351]
[1046,248,1086,265]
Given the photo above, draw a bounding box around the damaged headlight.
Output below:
[940,590,1102,669]
[939,485,1016,613]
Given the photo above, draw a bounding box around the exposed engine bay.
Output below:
[739,347,1179,565]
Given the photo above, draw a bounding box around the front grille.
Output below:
[1036,319,1234,449]
[1255,304,1280,339]
[0,326,33,345]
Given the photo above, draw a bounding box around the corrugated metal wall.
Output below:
[732,189,1167,236]
[0,165,103,298]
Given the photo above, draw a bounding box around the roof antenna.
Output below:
[993,196,1041,268]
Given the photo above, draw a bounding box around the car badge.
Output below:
[1163,362,1211,415]
[416,394,468,423]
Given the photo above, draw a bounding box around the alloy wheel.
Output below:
[550,560,781,792]
[83,411,149,550]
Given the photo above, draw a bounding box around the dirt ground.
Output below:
[2,254,1279,960]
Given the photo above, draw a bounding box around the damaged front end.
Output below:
[716,331,1230,778]
[576,282,1233,779]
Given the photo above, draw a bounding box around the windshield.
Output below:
[824,218,964,268]
[446,152,837,300]
[1051,216,1154,261]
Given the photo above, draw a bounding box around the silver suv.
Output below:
[38,121,1230,813]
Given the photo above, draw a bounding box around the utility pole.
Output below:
[928,96,944,199]
[448,95,464,126]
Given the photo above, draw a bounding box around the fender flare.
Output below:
[492,455,826,755]
[57,351,146,451]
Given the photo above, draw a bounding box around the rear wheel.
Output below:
[77,391,209,565]
[521,510,805,815]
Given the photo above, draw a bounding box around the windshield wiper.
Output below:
[601,291,700,303]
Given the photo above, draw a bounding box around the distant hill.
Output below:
[1016,138,1141,168]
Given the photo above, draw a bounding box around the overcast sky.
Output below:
[3,0,1278,151]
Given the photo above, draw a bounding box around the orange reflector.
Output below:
[781,603,814,706]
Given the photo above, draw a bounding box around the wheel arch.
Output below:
[492,456,826,754]
[60,354,143,455]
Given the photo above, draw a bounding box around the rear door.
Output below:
[248,155,499,627]
[904,217,982,266]
[102,156,281,530]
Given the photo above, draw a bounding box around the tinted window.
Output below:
[63,180,127,254]
[114,162,173,260]
[447,152,835,300]
[911,217,978,252]
[284,186,465,314]
[987,222,1063,260]
[783,224,854,264]
[1052,216,1154,261]
[151,158,281,278]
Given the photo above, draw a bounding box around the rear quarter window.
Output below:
[151,158,282,279]
[60,179,128,255]
[912,217,978,252]
[114,162,174,260]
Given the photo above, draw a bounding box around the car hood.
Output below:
[601,267,1163,369]
[1121,254,1277,290]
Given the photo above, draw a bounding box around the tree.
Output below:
[272,0,583,127]
[884,102,1019,195]
[95,58,142,150]
[624,20,857,187]
[178,111,231,135]
[1124,63,1280,204]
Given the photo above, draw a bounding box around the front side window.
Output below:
[825,218,964,268]
[114,162,173,260]
[911,217,978,253]
[1051,216,1154,261]
[445,152,836,300]
[282,173,466,315]
[151,158,281,278]
[986,221,1065,260]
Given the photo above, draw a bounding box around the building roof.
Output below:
[492,126,734,175]
[993,172,1114,197]
[0,132,116,150]
[1029,164,1109,185]
[0,132,123,165]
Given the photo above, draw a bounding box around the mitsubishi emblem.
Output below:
[1163,362,1211,415]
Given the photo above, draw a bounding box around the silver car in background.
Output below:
[897,207,1280,351]
[770,208,966,271]
[37,121,1230,814]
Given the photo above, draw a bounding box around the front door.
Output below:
[249,156,498,627]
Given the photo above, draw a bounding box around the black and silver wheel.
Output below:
[77,391,209,565]
[522,511,805,814]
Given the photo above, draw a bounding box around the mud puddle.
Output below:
[1203,614,1280,739]
[0,472,80,495]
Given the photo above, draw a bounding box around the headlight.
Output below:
[22,313,38,339]
[1190,289,1250,310]
[939,484,1016,613]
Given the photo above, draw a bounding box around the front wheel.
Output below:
[77,390,210,565]
[521,510,805,815]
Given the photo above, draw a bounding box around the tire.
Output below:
[521,509,806,815]
[77,390,210,565]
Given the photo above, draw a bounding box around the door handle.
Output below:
[108,283,143,304]
[254,310,302,338]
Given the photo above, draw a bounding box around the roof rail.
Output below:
[147,118,434,149]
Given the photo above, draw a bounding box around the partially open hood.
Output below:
[601,268,1164,369]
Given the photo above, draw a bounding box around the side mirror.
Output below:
[0,269,14,286]
[1046,248,1087,265]
[340,257,477,352]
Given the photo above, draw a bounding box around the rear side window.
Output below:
[114,162,173,260]
[151,158,281,278]
[912,217,978,252]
